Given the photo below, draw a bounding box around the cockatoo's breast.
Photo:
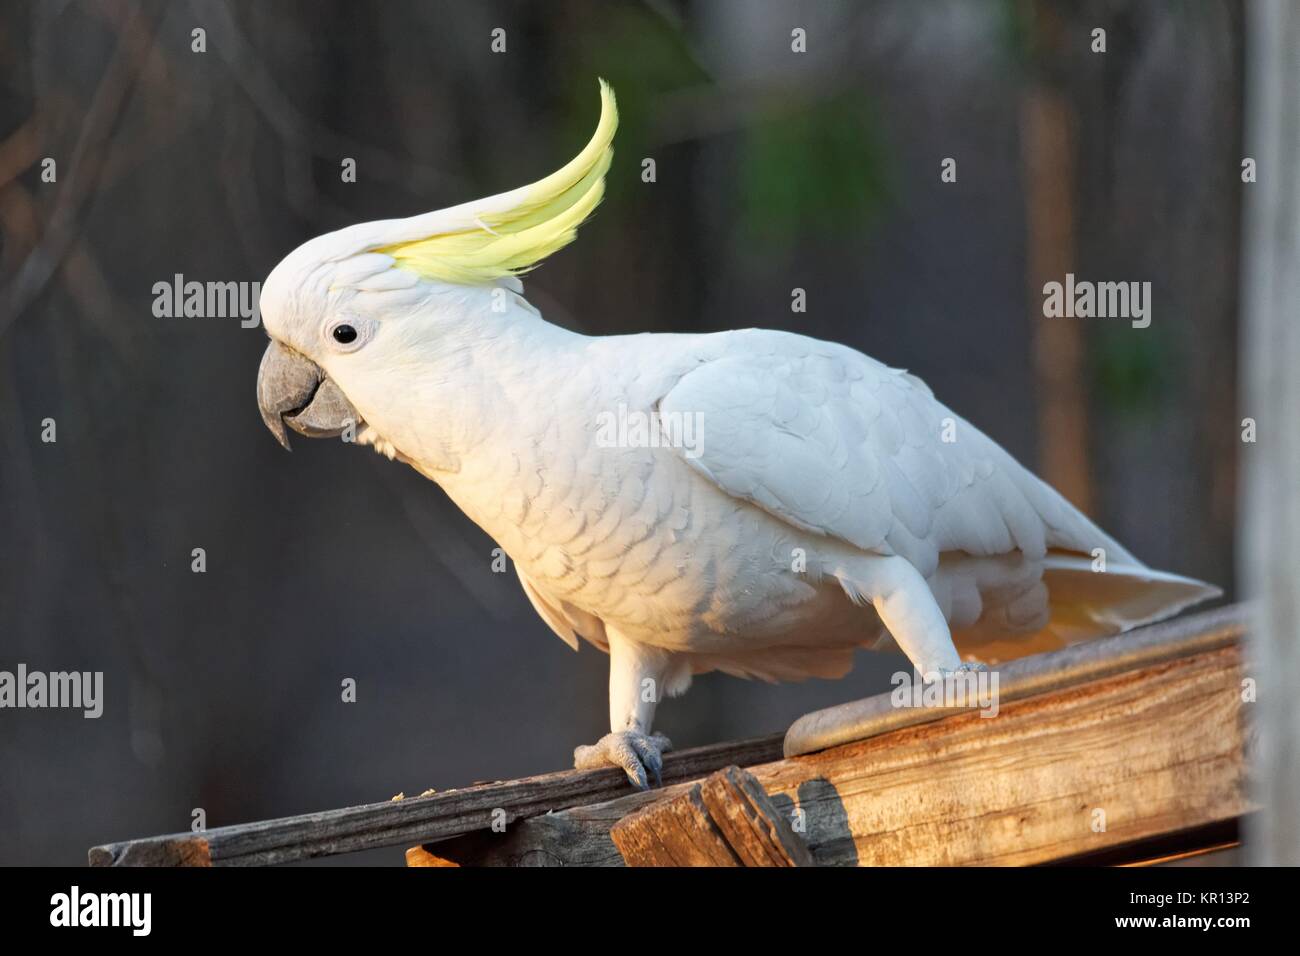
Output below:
[421,334,865,653]
[442,438,853,652]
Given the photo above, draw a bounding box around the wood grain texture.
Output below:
[785,603,1246,757]
[763,645,1249,866]
[697,766,815,866]
[87,836,211,868]
[426,642,1248,866]
[88,733,783,866]
[612,779,739,866]
[609,766,814,866]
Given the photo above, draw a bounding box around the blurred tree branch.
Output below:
[0,0,158,340]
[188,0,465,220]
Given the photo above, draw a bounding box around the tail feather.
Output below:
[948,550,1222,663]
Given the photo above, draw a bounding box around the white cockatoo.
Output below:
[256,81,1219,788]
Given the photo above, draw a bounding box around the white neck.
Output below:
[340,295,585,475]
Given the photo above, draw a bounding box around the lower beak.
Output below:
[256,340,360,450]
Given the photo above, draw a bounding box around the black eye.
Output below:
[332,324,358,344]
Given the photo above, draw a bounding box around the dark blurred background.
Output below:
[0,0,1245,865]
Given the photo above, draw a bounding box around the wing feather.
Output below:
[657,332,1138,573]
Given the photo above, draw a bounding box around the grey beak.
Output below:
[256,340,360,450]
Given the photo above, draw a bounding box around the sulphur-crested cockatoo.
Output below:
[256,81,1219,788]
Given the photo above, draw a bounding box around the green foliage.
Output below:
[737,93,892,250]
[552,6,892,254]
[1091,327,1170,416]
[997,0,1033,73]
[559,4,710,206]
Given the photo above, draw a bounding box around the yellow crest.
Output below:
[379,80,617,285]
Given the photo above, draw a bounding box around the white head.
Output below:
[256,80,617,449]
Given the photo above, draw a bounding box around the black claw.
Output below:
[643,749,664,788]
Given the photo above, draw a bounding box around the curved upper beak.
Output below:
[256,340,360,450]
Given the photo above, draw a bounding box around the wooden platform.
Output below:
[90,604,1251,867]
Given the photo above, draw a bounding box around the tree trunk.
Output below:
[1240,0,1300,867]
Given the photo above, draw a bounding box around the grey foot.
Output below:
[936,661,988,707]
[919,661,987,681]
[940,661,987,674]
[574,731,673,790]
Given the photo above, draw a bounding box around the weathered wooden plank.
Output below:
[89,733,784,866]
[698,765,814,866]
[426,624,1249,866]
[608,766,813,867]
[1044,818,1242,866]
[784,602,1248,757]
[87,837,212,868]
[612,779,738,866]
[95,606,1247,867]
[416,780,694,866]
[762,644,1249,866]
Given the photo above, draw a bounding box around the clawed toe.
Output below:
[574,730,673,790]
[932,661,990,707]
[938,661,987,675]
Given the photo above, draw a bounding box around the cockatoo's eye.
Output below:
[324,316,373,353]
